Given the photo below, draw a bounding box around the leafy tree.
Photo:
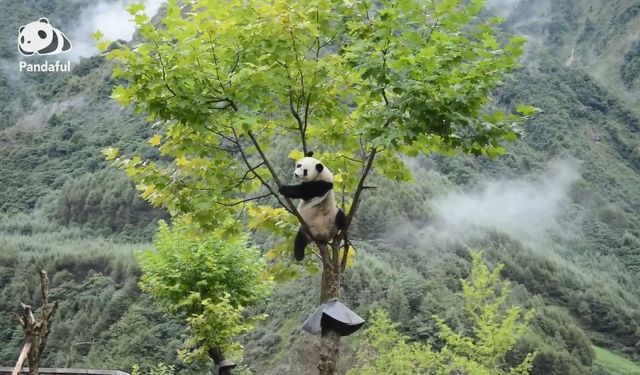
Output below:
[131,363,175,375]
[348,309,443,374]
[99,0,527,372]
[437,252,535,373]
[136,220,271,371]
[348,252,535,375]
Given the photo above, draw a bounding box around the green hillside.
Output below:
[1,0,639,374]
[594,346,640,375]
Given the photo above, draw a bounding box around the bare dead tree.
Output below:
[13,267,59,375]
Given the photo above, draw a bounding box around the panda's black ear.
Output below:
[39,18,49,24]
[19,26,25,33]
[315,163,324,173]
[306,151,314,157]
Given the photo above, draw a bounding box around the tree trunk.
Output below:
[27,332,44,375]
[318,242,341,375]
[208,347,233,375]
[319,329,341,375]
[27,344,40,375]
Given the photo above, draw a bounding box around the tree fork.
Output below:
[208,347,234,375]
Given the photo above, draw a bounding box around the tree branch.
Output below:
[247,131,285,189]
[338,154,365,165]
[303,92,311,134]
[380,39,391,106]
[289,28,311,154]
[231,128,291,213]
[289,29,306,98]
[340,240,350,272]
[14,314,25,328]
[424,19,439,45]
[182,184,216,191]
[205,30,227,92]
[289,91,307,154]
[12,342,31,375]
[203,97,237,111]
[237,162,264,185]
[203,125,236,144]
[153,42,176,98]
[47,302,59,322]
[345,147,377,228]
[229,50,241,74]
[214,193,272,207]
[362,0,372,22]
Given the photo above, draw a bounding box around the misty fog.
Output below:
[68,0,164,60]
[420,159,581,246]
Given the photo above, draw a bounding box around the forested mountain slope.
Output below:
[0,1,639,374]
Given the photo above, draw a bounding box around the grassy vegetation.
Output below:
[594,346,640,375]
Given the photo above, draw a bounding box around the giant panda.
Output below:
[279,152,346,261]
[18,18,71,56]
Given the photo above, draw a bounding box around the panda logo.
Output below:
[18,18,72,56]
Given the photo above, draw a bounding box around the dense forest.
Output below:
[1,0,640,374]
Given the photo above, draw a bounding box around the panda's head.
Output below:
[18,18,56,56]
[294,151,333,183]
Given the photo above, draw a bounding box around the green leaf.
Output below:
[516,104,538,116]
[96,40,110,52]
[288,149,304,161]
[127,3,145,15]
[111,85,132,106]
[149,134,162,146]
[102,147,120,161]
[91,30,104,41]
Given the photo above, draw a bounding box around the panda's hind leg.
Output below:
[335,208,346,230]
[294,228,310,261]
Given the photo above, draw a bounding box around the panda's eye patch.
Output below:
[38,30,47,39]
[296,164,302,168]
[20,36,24,44]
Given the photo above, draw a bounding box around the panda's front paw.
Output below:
[279,185,291,196]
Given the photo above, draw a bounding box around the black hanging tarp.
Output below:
[302,300,365,336]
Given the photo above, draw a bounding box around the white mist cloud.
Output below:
[422,159,581,244]
[483,0,551,46]
[485,0,522,18]
[2,96,86,138]
[67,0,164,61]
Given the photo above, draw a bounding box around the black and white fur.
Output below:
[279,152,346,261]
